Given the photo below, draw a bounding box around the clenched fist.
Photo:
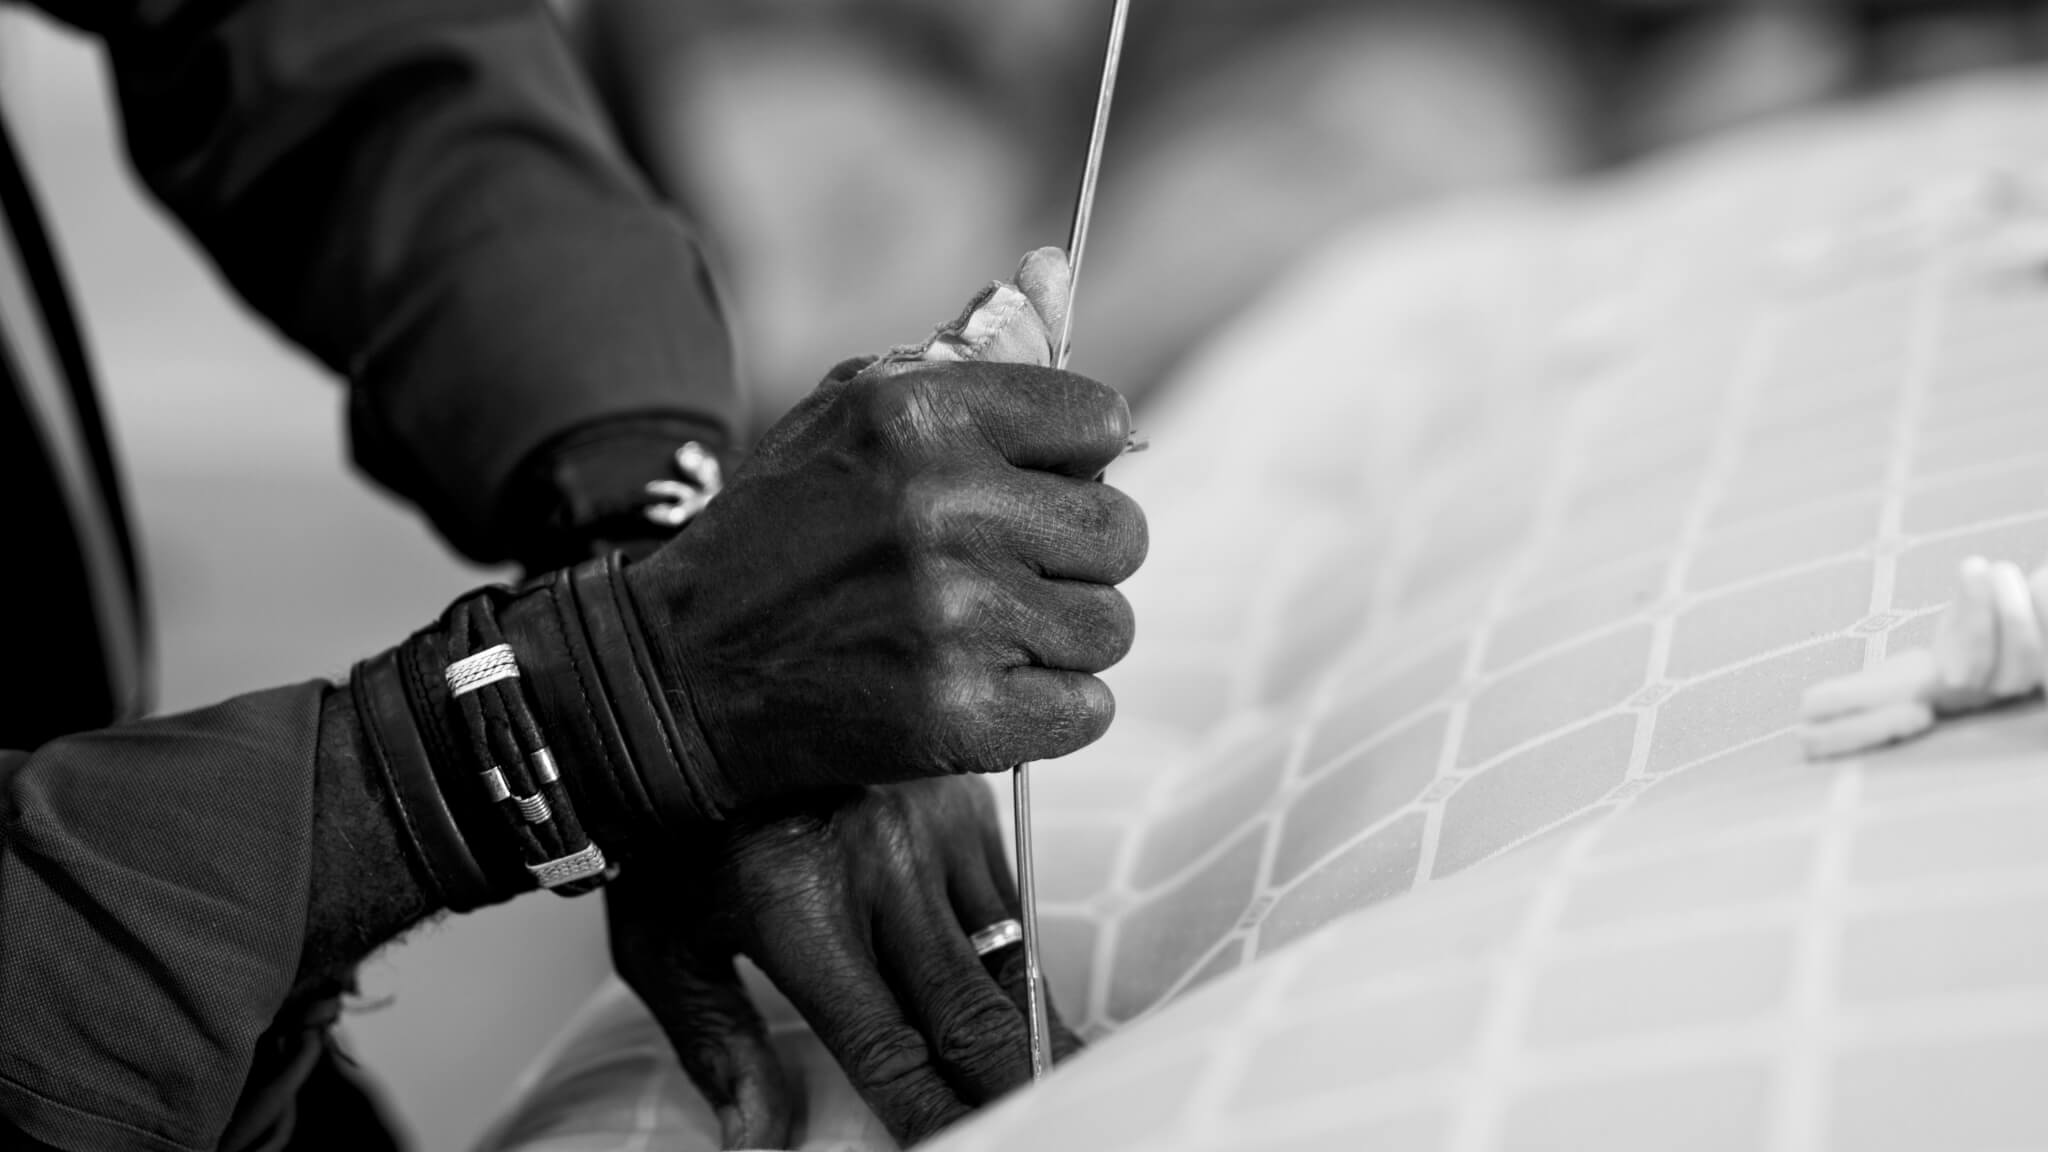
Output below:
[626,352,1147,815]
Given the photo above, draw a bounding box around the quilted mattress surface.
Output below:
[482,72,2048,1152]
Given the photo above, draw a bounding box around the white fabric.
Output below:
[483,71,2048,1152]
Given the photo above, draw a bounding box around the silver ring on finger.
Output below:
[969,918,1025,958]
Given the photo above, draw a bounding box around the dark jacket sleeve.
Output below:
[0,684,323,1152]
[33,0,740,561]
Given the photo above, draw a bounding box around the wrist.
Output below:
[493,557,733,840]
[349,641,527,911]
[388,558,732,875]
[350,559,732,904]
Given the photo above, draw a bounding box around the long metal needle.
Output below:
[1054,0,1133,373]
[1017,0,1133,1083]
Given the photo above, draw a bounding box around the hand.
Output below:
[609,777,1084,1148]
[627,356,1147,814]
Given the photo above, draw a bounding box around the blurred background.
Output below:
[561,0,2048,430]
[2,0,2046,1147]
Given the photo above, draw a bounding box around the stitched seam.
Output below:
[0,1059,208,1152]
[352,665,449,906]
[399,634,491,902]
[545,577,653,830]
[603,559,703,825]
[578,573,664,825]
[617,563,730,820]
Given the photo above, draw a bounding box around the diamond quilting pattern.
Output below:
[1022,79,2048,1044]
[486,74,2048,1152]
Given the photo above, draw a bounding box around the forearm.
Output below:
[0,564,708,1151]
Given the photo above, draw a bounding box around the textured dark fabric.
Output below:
[0,0,744,1146]
[32,0,739,564]
[500,413,730,573]
[0,686,322,1152]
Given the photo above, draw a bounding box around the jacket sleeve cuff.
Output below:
[346,211,739,563]
[494,413,730,574]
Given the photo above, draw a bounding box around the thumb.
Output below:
[1012,245,1072,352]
[902,247,1073,369]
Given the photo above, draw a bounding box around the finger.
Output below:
[1014,247,1072,349]
[655,949,795,1151]
[977,667,1116,767]
[870,871,1034,1103]
[973,469,1148,585]
[748,914,972,1145]
[950,823,1088,1065]
[879,361,1131,478]
[605,884,794,1149]
[927,558,1135,675]
[1008,580,1136,675]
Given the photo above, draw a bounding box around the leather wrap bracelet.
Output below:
[348,441,726,908]
[442,597,612,895]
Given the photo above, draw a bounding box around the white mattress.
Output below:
[483,71,2048,1152]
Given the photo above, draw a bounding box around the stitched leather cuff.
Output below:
[351,648,511,911]
[490,554,724,857]
[352,550,724,899]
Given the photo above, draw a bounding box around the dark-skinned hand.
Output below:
[609,776,1084,1149]
[622,353,1147,818]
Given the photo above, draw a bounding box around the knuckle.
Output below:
[842,1024,966,1141]
[1064,486,1146,574]
[1089,589,1138,666]
[1042,586,1134,672]
[1058,369,1131,435]
[1018,676,1112,761]
[858,789,922,857]
[901,473,1004,559]
[855,371,915,428]
[897,471,950,553]
[918,663,1005,773]
[889,370,968,449]
[845,1023,937,1098]
[932,567,994,637]
[1048,481,1113,541]
[932,993,1027,1082]
[1106,490,1150,577]
[1030,484,1147,582]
